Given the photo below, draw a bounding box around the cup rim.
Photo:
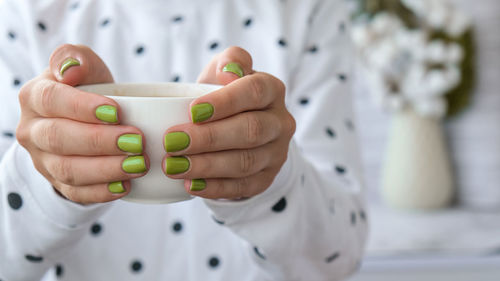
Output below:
[77,82,222,100]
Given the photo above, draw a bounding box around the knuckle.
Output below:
[18,82,33,109]
[202,125,218,149]
[42,120,63,153]
[15,122,29,146]
[53,157,76,185]
[245,114,264,146]
[39,81,58,115]
[233,177,250,199]
[239,150,257,175]
[284,113,297,137]
[87,128,102,152]
[248,76,266,106]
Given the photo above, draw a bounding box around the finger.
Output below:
[183,170,277,200]
[55,181,132,205]
[49,44,114,86]
[44,154,149,186]
[23,77,121,124]
[165,111,281,154]
[197,46,253,85]
[190,72,285,123]
[30,118,144,156]
[163,144,277,179]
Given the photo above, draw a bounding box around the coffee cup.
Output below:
[78,82,221,204]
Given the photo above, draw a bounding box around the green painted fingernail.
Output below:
[60,57,80,76]
[164,132,190,152]
[118,134,143,154]
[108,181,125,194]
[191,103,214,123]
[165,156,190,175]
[190,179,206,191]
[96,105,118,123]
[222,62,244,78]
[122,156,147,174]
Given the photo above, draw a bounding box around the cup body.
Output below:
[78,83,220,204]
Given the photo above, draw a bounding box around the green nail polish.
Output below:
[122,156,147,174]
[190,179,206,191]
[60,57,80,77]
[191,103,214,123]
[222,62,244,78]
[108,181,125,194]
[164,132,190,152]
[96,105,118,123]
[118,134,143,154]
[165,156,190,175]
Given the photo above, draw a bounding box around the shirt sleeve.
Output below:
[203,0,369,280]
[0,1,109,280]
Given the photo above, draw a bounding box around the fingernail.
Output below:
[165,156,190,175]
[118,134,143,154]
[164,132,190,152]
[60,57,80,77]
[222,62,244,78]
[191,103,214,123]
[96,105,118,123]
[122,156,147,174]
[108,181,125,194]
[190,179,206,191]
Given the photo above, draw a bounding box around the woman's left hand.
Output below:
[163,46,296,199]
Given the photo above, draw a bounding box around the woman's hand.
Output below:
[16,44,148,204]
[163,47,296,199]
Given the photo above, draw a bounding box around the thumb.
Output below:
[197,46,253,85]
[49,44,114,86]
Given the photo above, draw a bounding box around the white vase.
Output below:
[381,110,455,209]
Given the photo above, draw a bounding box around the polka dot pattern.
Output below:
[2,131,14,138]
[212,215,225,225]
[55,264,64,277]
[253,246,266,260]
[351,211,356,225]
[131,260,143,273]
[272,197,287,213]
[90,223,102,235]
[338,74,347,82]
[325,252,340,263]
[244,18,253,27]
[172,221,183,233]
[37,21,47,31]
[307,45,318,53]
[172,75,181,82]
[25,254,44,263]
[326,127,336,138]
[13,78,21,87]
[100,18,111,27]
[278,38,287,47]
[335,165,346,175]
[172,16,183,23]
[299,98,309,105]
[208,256,220,269]
[7,192,22,210]
[209,41,219,50]
[7,31,16,40]
[135,46,145,55]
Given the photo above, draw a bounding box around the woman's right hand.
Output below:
[16,44,149,204]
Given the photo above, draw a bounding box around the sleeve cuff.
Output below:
[8,142,109,227]
[203,140,299,224]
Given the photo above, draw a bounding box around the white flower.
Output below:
[426,40,448,63]
[447,43,464,64]
[413,98,448,118]
[447,10,471,37]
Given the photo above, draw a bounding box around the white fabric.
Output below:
[0,0,368,280]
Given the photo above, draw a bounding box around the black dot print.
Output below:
[131,260,143,273]
[253,247,266,260]
[55,264,63,277]
[135,46,145,55]
[271,197,287,213]
[209,41,219,50]
[7,31,16,40]
[3,131,14,138]
[307,45,318,53]
[8,192,22,210]
[345,119,354,131]
[90,223,102,235]
[13,78,21,87]
[100,18,111,27]
[25,254,44,263]
[338,74,347,82]
[172,15,183,23]
[172,221,183,233]
[244,18,253,27]
[212,215,225,225]
[37,21,47,32]
[359,210,366,221]
[326,127,336,138]
[70,2,79,10]
[278,38,287,47]
[351,211,357,225]
[208,256,220,269]
[335,165,346,175]
[325,252,340,263]
[299,98,309,105]
[301,174,305,186]
[172,75,181,82]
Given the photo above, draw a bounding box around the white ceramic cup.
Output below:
[78,83,221,204]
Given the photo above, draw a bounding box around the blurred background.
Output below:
[347,0,500,280]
